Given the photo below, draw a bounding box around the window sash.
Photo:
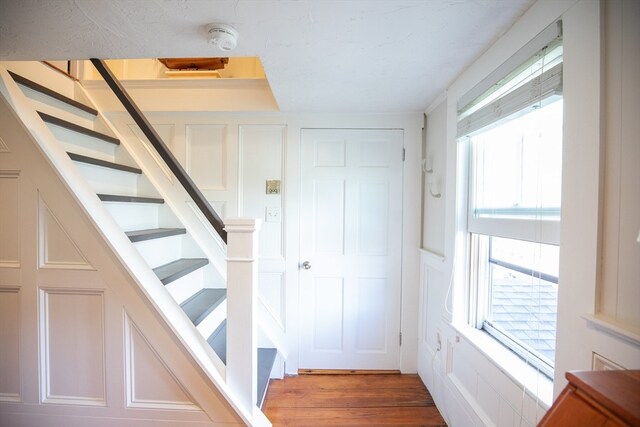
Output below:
[468,217,560,246]
[469,234,558,378]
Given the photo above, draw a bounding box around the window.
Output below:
[459,27,563,378]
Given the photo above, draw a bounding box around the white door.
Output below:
[299,129,403,370]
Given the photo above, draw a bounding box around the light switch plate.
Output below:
[266,206,281,223]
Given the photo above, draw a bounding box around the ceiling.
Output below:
[0,0,534,113]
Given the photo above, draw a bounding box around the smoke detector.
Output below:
[207,23,239,51]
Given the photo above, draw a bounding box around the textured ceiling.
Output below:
[0,0,534,113]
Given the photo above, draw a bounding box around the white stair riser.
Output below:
[197,300,227,339]
[102,202,162,232]
[49,126,118,163]
[165,268,205,305]
[74,163,141,197]
[133,234,184,269]
[23,87,96,129]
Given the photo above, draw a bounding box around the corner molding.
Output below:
[582,313,640,348]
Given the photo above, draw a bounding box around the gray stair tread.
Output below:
[207,319,227,363]
[180,288,226,325]
[9,71,98,116]
[97,194,164,204]
[205,321,277,408]
[153,258,209,286]
[257,348,277,408]
[38,111,120,145]
[68,152,142,174]
[126,227,186,242]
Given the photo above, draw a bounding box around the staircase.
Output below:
[1,63,277,420]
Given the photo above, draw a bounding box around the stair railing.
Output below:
[87,59,267,421]
[89,58,227,243]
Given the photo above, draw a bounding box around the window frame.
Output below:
[461,48,564,379]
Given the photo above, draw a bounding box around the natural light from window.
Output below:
[469,98,563,378]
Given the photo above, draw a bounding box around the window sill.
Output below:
[452,322,554,408]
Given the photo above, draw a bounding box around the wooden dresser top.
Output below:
[567,370,640,426]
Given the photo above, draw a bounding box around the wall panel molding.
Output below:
[185,200,226,250]
[0,287,21,402]
[0,136,9,153]
[123,313,201,411]
[185,124,227,191]
[39,288,106,406]
[0,170,20,268]
[258,272,285,330]
[239,125,286,259]
[128,124,176,182]
[38,195,93,271]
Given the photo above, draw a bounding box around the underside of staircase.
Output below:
[1,63,277,424]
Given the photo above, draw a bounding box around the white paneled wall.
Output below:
[239,125,286,334]
[419,1,640,426]
[0,171,20,268]
[600,0,640,329]
[110,115,288,326]
[186,124,227,192]
[102,111,423,374]
[0,98,244,426]
[0,287,20,402]
[40,289,106,405]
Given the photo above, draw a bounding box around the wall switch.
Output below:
[266,206,281,223]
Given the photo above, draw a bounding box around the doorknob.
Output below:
[301,261,311,270]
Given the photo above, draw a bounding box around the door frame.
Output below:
[282,114,424,375]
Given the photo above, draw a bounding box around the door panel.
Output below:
[299,129,403,370]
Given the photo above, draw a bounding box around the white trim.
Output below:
[453,322,553,408]
[468,217,560,246]
[123,313,202,412]
[425,91,448,116]
[582,314,640,348]
[419,248,446,264]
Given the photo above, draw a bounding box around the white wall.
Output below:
[101,109,423,375]
[422,99,447,256]
[599,0,640,335]
[418,0,640,426]
[0,92,245,426]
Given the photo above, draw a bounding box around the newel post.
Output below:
[224,218,261,416]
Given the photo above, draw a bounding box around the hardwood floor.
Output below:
[262,373,447,426]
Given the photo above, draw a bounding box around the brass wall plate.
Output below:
[266,180,281,194]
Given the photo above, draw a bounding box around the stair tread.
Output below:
[38,111,120,145]
[126,227,186,242]
[68,152,142,174]
[153,258,209,286]
[180,288,226,325]
[9,71,98,116]
[207,319,227,363]
[257,348,278,408]
[97,194,164,204]
[206,320,277,408]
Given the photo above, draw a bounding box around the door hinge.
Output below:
[402,148,406,161]
[399,332,403,346]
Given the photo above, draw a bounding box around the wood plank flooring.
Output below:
[263,374,447,426]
